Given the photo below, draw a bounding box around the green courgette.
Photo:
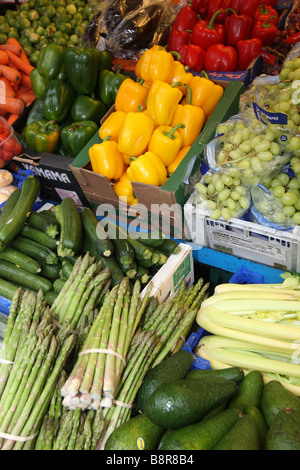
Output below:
[27,210,60,239]
[158,239,181,256]
[11,236,59,265]
[41,263,61,280]
[80,207,114,258]
[21,225,58,250]
[134,231,166,248]
[61,260,74,280]
[133,265,150,285]
[44,290,58,306]
[0,188,21,231]
[0,247,42,274]
[53,278,66,293]
[0,277,22,300]
[0,259,52,293]
[0,176,40,247]
[55,198,82,258]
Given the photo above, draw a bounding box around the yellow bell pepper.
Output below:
[127,151,167,186]
[114,77,149,113]
[170,60,193,95]
[146,80,183,127]
[167,145,191,175]
[187,75,224,117]
[148,123,184,167]
[171,85,205,147]
[114,172,138,205]
[135,45,175,85]
[117,110,155,157]
[89,136,124,181]
[99,110,126,142]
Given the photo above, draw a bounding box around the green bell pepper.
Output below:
[99,50,112,72]
[98,68,127,107]
[70,95,107,124]
[65,45,100,95]
[43,79,76,123]
[25,119,60,154]
[26,98,45,125]
[30,68,49,98]
[60,121,98,158]
[36,44,66,80]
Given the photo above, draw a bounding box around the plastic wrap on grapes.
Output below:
[239,75,280,118]
[250,169,300,230]
[193,169,251,221]
[204,113,295,187]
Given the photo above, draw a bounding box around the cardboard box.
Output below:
[140,243,194,303]
[70,80,245,238]
[10,149,91,208]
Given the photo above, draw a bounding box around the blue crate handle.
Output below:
[182,328,211,370]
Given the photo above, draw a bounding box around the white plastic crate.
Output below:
[184,190,300,272]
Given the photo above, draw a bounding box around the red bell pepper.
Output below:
[237,37,262,70]
[225,10,253,47]
[207,0,232,23]
[254,4,279,24]
[230,0,260,17]
[191,10,225,51]
[251,16,278,46]
[172,5,199,32]
[168,29,191,54]
[191,0,209,19]
[179,43,205,73]
[204,44,238,71]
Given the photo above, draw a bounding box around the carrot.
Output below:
[16,84,30,96]
[0,43,21,57]
[7,38,31,66]
[20,71,32,89]
[0,51,9,65]
[0,76,16,97]
[0,96,25,115]
[0,64,21,85]
[17,91,35,106]
[7,113,19,125]
[7,51,34,76]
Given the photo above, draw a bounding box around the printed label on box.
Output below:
[55,188,84,207]
[173,254,193,291]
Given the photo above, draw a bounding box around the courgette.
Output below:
[0,247,42,274]
[61,260,74,280]
[0,176,40,247]
[158,239,181,256]
[0,277,21,300]
[0,188,21,253]
[134,231,166,248]
[133,265,150,285]
[80,207,114,258]
[11,236,59,265]
[44,290,58,306]
[41,263,61,280]
[53,278,66,293]
[0,259,52,293]
[27,211,60,239]
[55,198,82,258]
[108,222,154,261]
[21,225,58,250]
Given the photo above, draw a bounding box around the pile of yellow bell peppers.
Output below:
[88,45,224,206]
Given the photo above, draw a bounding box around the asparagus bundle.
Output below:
[60,278,152,410]
[49,253,111,330]
[0,289,76,450]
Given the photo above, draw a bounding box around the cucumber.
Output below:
[55,198,82,258]
[0,247,42,274]
[158,239,181,256]
[53,278,66,293]
[0,277,22,300]
[80,207,114,258]
[0,176,40,247]
[44,290,58,306]
[21,225,58,250]
[27,211,60,239]
[11,236,59,265]
[0,259,52,293]
[41,263,61,280]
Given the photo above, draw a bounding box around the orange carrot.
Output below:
[7,51,34,76]
[7,113,19,125]
[0,96,25,115]
[17,91,35,106]
[16,84,31,96]
[0,76,16,97]
[20,71,32,89]
[0,51,9,65]
[7,38,31,66]
[0,43,21,57]
[0,64,21,85]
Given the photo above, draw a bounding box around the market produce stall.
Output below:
[0,0,299,453]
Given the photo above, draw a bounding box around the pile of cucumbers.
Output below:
[0,175,181,304]
[104,349,300,451]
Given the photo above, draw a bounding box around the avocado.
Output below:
[261,380,300,427]
[158,408,240,450]
[186,366,244,385]
[145,376,238,429]
[104,412,165,450]
[213,413,261,450]
[137,349,194,412]
[265,408,300,450]
[228,370,264,411]
[244,405,268,448]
